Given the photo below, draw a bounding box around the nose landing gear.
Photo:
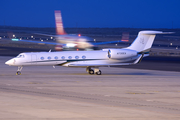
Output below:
[86,67,102,75]
[16,66,23,75]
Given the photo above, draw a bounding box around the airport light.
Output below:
[12,39,19,41]
[41,40,43,42]
[46,39,48,40]
[0,37,1,39]
[31,36,33,38]
[66,43,76,47]
[115,44,117,46]
[51,37,53,39]
[94,39,96,41]
[13,34,15,37]
[170,43,172,45]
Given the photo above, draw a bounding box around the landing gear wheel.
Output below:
[16,66,23,75]
[96,70,101,75]
[16,71,21,75]
[89,69,94,75]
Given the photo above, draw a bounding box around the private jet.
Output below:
[12,10,122,50]
[6,31,172,75]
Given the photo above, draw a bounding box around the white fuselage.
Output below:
[5,49,139,67]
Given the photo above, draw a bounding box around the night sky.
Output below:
[0,0,180,28]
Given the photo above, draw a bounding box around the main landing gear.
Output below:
[86,67,101,75]
[16,66,23,75]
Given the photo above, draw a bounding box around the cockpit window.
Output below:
[16,54,24,58]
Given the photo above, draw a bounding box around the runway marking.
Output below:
[0,86,180,113]
[126,92,154,94]
[28,82,45,84]
[36,87,43,89]
[104,95,111,97]
[51,81,57,83]
[152,91,160,92]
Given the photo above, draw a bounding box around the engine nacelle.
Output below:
[103,49,138,59]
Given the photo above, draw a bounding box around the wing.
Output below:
[92,40,125,45]
[11,38,63,45]
[68,54,144,67]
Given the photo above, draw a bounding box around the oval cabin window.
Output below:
[54,56,58,60]
[61,56,65,59]
[68,56,72,59]
[82,55,86,59]
[75,56,79,59]
[40,57,44,60]
[47,57,51,60]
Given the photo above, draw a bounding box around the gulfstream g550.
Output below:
[5,31,171,75]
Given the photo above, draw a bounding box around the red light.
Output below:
[121,40,129,42]
[77,49,79,51]
[78,34,81,37]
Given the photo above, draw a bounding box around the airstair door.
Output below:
[31,54,37,64]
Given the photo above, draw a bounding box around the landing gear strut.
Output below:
[16,66,23,75]
[86,67,102,75]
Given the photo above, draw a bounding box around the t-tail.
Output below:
[55,10,67,35]
[127,31,173,53]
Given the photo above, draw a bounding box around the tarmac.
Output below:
[0,56,180,120]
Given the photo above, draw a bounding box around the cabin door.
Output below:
[31,54,37,64]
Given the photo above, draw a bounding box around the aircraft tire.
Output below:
[89,69,94,75]
[96,70,101,75]
[16,71,21,75]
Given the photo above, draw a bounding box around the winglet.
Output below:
[133,54,144,64]
[55,10,67,35]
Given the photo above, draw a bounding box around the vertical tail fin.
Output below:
[55,10,66,35]
[127,31,172,52]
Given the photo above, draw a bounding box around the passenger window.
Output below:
[68,56,72,59]
[82,55,86,59]
[54,56,58,60]
[40,57,44,60]
[47,56,51,60]
[61,56,65,59]
[75,56,79,59]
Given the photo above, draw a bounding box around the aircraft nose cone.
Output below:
[5,59,15,65]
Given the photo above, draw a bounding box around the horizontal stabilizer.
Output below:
[11,39,63,45]
[139,31,174,35]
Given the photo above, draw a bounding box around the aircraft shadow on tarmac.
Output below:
[71,72,153,76]
[102,72,153,76]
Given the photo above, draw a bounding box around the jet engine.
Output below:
[103,49,138,59]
